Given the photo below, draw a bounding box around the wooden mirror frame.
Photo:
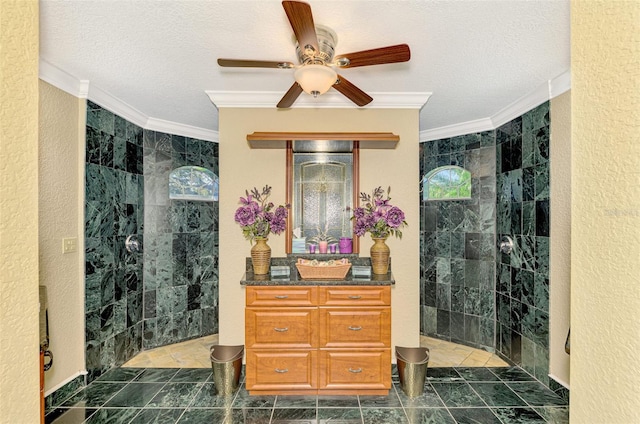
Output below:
[246,132,400,255]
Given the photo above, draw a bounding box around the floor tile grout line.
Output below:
[268,396,277,424]
[469,379,554,423]
[52,367,145,411]
[425,380,451,413]
[488,406,547,424]
[356,394,363,424]
[503,381,562,419]
[177,374,211,422]
[125,407,145,424]
[394,383,414,424]
[77,372,146,424]
[485,406,510,424]
[138,377,174,411]
[464,380,506,421]
[83,378,133,421]
[464,369,529,424]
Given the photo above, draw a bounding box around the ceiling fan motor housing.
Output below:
[295,25,337,65]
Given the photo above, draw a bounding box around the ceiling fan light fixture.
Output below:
[294,64,337,97]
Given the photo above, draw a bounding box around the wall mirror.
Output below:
[289,140,357,254]
[246,131,400,255]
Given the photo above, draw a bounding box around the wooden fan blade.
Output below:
[282,1,318,53]
[277,82,304,108]
[217,59,294,69]
[334,44,411,68]
[333,75,373,107]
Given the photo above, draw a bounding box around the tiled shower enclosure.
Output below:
[142,130,219,349]
[420,102,552,386]
[84,101,219,381]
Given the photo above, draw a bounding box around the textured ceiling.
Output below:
[39,0,570,135]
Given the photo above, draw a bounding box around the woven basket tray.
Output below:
[296,259,351,280]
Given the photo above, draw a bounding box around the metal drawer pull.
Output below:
[274,295,289,299]
[275,368,289,373]
[348,295,362,299]
[348,368,363,373]
[274,327,289,332]
[348,326,362,331]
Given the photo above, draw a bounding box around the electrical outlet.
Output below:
[62,237,77,254]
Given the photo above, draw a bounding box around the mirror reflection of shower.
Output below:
[293,153,353,242]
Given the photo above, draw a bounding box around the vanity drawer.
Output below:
[246,349,318,392]
[319,349,391,390]
[246,308,317,348]
[318,307,390,348]
[246,286,318,307]
[319,286,390,306]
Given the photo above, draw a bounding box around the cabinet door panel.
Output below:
[246,349,317,391]
[319,350,391,390]
[319,286,390,306]
[246,308,317,348]
[319,308,390,348]
[246,286,318,307]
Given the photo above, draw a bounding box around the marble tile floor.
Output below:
[122,335,221,369]
[121,334,509,369]
[45,365,568,424]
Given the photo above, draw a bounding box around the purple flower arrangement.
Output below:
[234,185,289,242]
[352,186,407,239]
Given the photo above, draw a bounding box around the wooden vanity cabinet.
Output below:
[245,285,391,395]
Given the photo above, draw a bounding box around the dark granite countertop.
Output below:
[241,271,394,286]
[240,255,395,286]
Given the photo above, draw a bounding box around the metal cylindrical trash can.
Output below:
[396,346,430,397]
[210,345,244,396]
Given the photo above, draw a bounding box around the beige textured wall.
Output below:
[571,2,640,422]
[0,1,41,421]
[39,81,86,393]
[549,91,571,388]
[218,108,421,354]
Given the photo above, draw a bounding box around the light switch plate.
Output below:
[62,237,77,254]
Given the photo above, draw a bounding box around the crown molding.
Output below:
[206,90,431,109]
[39,59,89,98]
[41,57,568,145]
[549,69,571,98]
[490,82,551,129]
[38,58,219,142]
[420,118,494,142]
[146,117,219,142]
[87,84,149,129]
[420,68,571,141]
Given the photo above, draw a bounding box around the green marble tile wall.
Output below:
[84,101,145,381]
[142,130,219,349]
[419,131,497,351]
[495,102,551,385]
[84,102,219,382]
[419,101,552,388]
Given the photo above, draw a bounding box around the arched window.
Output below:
[169,166,218,201]
[422,165,471,201]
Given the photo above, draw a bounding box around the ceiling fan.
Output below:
[217,0,411,108]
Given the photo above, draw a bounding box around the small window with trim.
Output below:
[169,166,218,201]
[422,165,471,201]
